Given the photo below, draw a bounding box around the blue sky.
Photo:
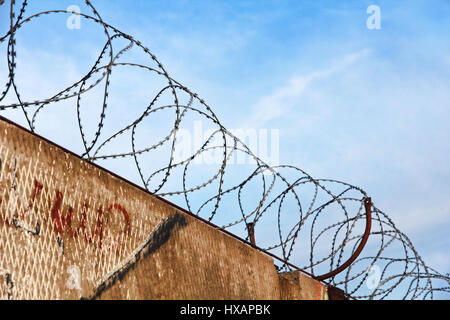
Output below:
[1,0,449,298]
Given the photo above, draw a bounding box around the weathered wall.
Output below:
[0,116,327,300]
[279,271,328,300]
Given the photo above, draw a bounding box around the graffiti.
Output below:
[0,156,131,256]
[50,190,131,254]
[85,212,187,300]
[0,157,41,236]
[50,190,104,246]
[10,178,42,236]
[0,269,13,300]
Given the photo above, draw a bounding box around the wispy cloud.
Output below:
[248,49,370,127]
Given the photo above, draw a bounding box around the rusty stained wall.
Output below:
[0,117,327,300]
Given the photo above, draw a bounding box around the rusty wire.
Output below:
[0,0,449,299]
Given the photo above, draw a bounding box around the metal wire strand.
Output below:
[0,0,448,299]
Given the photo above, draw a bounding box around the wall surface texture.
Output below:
[0,116,327,300]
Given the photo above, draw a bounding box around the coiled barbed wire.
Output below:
[0,0,449,299]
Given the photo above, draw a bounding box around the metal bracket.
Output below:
[314,197,372,281]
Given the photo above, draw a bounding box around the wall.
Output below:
[0,116,327,300]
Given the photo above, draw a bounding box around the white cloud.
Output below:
[248,48,371,127]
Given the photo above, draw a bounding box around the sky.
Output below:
[0,0,449,298]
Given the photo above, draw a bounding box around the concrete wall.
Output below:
[279,271,328,300]
[0,116,328,300]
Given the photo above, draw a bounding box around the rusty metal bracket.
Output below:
[246,222,256,246]
[314,197,372,281]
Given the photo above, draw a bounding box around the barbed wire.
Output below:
[0,0,449,299]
